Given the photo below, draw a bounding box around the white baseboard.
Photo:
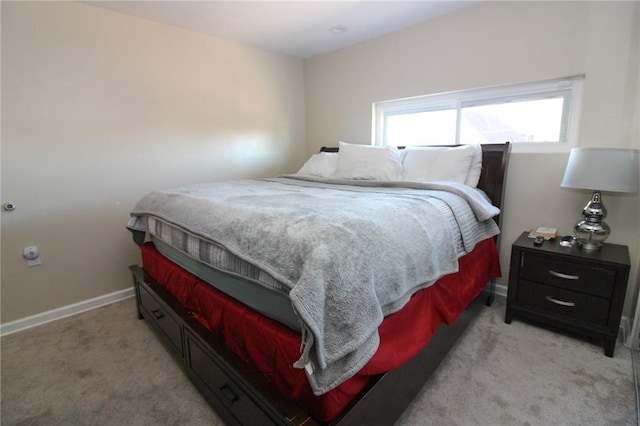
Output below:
[619,316,637,348]
[495,282,508,298]
[0,288,135,337]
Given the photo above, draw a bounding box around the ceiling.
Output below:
[85,1,478,59]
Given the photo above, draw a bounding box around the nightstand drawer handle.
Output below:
[548,270,579,280]
[545,296,576,307]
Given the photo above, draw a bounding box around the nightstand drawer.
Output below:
[521,253,615,298]
[517,280,610,325]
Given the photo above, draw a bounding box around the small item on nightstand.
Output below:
[533,236,545,246]
[528,227,557,240]
[559,235,577,247]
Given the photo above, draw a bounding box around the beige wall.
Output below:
[304,1,640,316]
[1,2,305,323]
[2,1,639,326]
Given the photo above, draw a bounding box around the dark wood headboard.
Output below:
[320,143,511,228]
[476,143,510,229]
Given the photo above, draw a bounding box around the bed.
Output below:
[128,142,510,425]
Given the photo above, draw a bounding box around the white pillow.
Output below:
[297,152,338,178]
[402,145,476,184]
[464,144,483,187]
[335,141,403,180]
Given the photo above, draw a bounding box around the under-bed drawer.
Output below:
[138,282,184,357]
[131,265,307,425]
[184,329,277,426]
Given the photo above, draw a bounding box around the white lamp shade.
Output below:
[561,147,640,193]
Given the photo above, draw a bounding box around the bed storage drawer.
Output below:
[135,271,184,357]
[131,265,309,426]
[184,329,279,426]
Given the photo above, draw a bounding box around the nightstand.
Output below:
[505,231,630,357]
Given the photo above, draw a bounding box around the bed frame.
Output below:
[129,142,510,426]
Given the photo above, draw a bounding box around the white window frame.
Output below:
[373,76,583,153]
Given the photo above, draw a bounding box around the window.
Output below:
[374,76,583,151]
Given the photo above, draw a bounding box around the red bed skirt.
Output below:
[141,238,500,421]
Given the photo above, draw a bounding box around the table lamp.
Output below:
[560,147,639,250]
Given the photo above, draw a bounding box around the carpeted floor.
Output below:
[1,296,637,425]
[634,349,640,424]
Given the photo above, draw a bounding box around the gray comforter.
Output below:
[129,176,500,395]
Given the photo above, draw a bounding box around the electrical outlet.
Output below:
[23,246,41,267]
[26,258,41,267]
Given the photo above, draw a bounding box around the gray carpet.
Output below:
[1,296,637,425]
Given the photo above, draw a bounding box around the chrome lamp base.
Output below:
[574,190,610,251]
